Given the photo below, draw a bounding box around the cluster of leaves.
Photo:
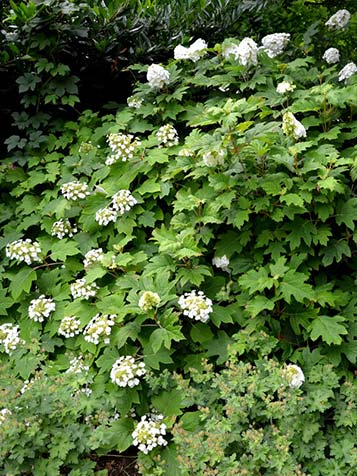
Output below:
[0,10,357,476]
[140,332,357,476]
[0,363,122,476]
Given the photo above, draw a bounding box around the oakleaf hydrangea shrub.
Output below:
[1,10,357,475]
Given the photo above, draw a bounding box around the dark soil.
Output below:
[92,454,139,476]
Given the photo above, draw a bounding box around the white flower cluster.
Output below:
[338,62,357,82]
[156,124,179,147]
[325,9,350,30]
[0,408,12,425]
[202,149,225,167]
[322,48,340,64]
[147,64,170,89]
[106,133,141,165]
[178,290,213,323]
[212,255,230,272]
[138,291,161,311]
[5,238,41,265]
[261,33,290,58]
[83,248,104,268]
[70,278,98,300]
[66,354,89,374]
[282,112,306,140]
[285,364,305,389]
[58,316,81,338]
[95,190,137,226]
[276,81,296,94]
[95,207,118,226]
[174,38,207,62]
[112,190,138,214]
[127,96,143,109]
[132,413,167,454]
[222,38,258,66]
[110,356,146,387]
[83,313,116,344]
[28,296,56,322]
[60,181,90,200]
[235,37,259,66]
[0,323,23,354]
[51,219,77,239]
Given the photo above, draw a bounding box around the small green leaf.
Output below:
[107,418,134,452]
[280,193,305,208]
[9,268,37,299]
[50,240,80,260]
[336,198,357,230]
[245,295,275,317]
[279,270,314,303]
[309,315,347,345]
[239,268,275,294]
[152,389,183,417]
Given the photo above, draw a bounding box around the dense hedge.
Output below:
[1,3,357,476]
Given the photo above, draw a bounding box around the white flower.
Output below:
[282,112,306,140]
[235,37,259,66]
[202,149,225,167]
[212,255,230,272]
[147,64,170,89]
[222,43,239,60]
[61,181,90,200]
[83,248,104,268]
[58,316,81,338]
[127,96,143,109]
[70,278,98,300]
[28,295,56,322]
[178,148,193,157]
[322,48,340,64]
[0,408,12,425]
[106,133,141,165]
[132,414,167,454]
[0,323,23,354]
[276,81,296,94]
[156,124,179,147]
[178,290,213,323]
[110,356,146,387]
[83,313,116,345]
[111,190,137,215]
[285,364,305,389]
[6,238,41,265]
[261,33,290,58]
[51,219,77,239]
[174,38,207,62]
[20,377,37,394]
[79,386,92,397]
[138,291,161,311]
[325,9,351,30]
[95,207,118,226]
[174,45,191,60]
[338,62,357,82]
[66,355,89,374]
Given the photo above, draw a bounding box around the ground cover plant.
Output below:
[0,4,357,476]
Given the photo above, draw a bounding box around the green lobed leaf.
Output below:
[309,315,348,345]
